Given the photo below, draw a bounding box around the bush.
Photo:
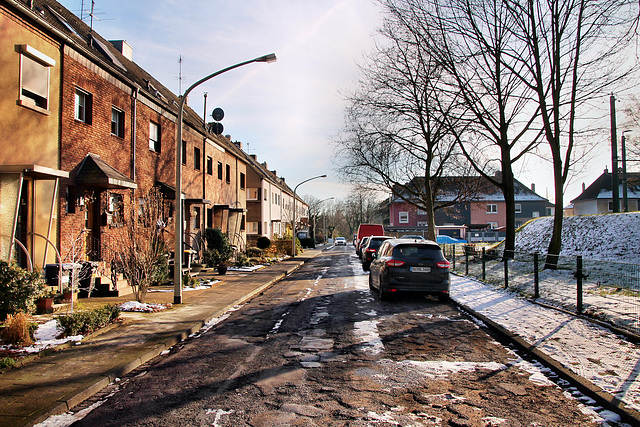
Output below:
[204,228,233,266]
[235,252,250,267]
[57,304,120,337]
[0,261,45,320]
[299,237,315,249]
[256,236,271,250]
[1,312,37,346]
[246,247,263,258]
[0,357,16,369]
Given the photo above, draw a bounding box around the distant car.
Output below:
[361,236,392,271]
[335,237,347,246]
[400,235,426,240]
[369,238,450,301]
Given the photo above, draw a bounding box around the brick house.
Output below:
[388,175,554,242]
[1,0,258,294]
[240,149,309,246]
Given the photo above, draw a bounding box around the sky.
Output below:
[56,0,635,208]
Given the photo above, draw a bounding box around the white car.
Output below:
[335,237,347,246]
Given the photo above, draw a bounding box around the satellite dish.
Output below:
[209,122,224,135]
[211,107,224,121]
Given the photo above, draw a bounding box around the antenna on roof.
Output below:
[178,55,183,95]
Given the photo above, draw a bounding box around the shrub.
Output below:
[0,357,16,369]
[299,237,315,249]
[57,304,120,337]
[0,261,45,320]
[204,229,233,265]
[234,252,250,267]
[1,312,37,346]
[256,236,271,250]
[246,247,263,258]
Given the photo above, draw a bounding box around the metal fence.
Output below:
[443,243,640,336]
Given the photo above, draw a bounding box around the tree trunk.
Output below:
[545,166,564,269]
[502,164,516,260]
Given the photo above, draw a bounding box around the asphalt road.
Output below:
[70,246,603,426]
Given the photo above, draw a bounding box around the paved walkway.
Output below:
[0,250,322,427]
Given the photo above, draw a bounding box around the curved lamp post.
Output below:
[174,53,277,304]
[292,175,326,257]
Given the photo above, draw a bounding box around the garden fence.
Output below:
[443,243,640,335]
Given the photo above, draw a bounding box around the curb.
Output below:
[29,256,316,426]
[452,299,640,426]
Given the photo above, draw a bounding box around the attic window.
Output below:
[90,35,126,71]
[45,5,80,37]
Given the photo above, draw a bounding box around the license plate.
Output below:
[410,267,431,273]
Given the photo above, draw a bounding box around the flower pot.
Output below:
[62,292,77,303]
[217,265,228,275]
[36,297,54,314]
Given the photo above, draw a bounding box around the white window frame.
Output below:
[111,107,124,137]
[487,204,498,214]
[417,208,427,216]
[399,211,409,224]
[532,211,540,218]
[18,44,55,113]
[514,203,522,214]
[247,188,259,200]
[487,221,498,229]
[75,88,92,123]
[149,121,160,152]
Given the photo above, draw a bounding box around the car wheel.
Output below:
[368,273,374,290]
[438,293,450,303]
[362,261,370,271]
[378,285,389,301]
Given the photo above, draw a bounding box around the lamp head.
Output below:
[256,53,277,63]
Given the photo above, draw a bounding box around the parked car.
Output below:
[357,236,371,259]
[335,237,347,246]
[355,223,385,254]
[361,236,392,271]
[369,238,450,301]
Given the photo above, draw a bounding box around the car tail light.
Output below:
[386,259,405,267]
[366,248,376,253]
[437,260,450,269]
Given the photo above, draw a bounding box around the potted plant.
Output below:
[204,228,234,275]
[36,292,55,314]
[62,286,77,302]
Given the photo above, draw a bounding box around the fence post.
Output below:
[533,252,539,299]
[504,254,508,289]
[452,245,456,270]
[465,245,469,275]
[576,255,583,314]
[482,247,486,281]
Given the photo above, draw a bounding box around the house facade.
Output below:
[1,0,271,294]
[388,175,554,242]
[571,169,640,215]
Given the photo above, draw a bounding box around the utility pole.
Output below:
[610,94,619,213]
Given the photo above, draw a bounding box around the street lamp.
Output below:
[292,175,326,257]
[317,197,334,244]
[174,53,276,304]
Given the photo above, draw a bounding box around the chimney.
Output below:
[233,141,242,150]
[262,162,268,170]
[271,170,277,177]
[531,183,535,193]
[250,154,257,161]
[582,182,586,192]
[109,40,133,61]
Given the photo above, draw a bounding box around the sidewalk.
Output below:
[0,250,322,427]
[451,274,640,425]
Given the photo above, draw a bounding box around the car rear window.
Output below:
[368,238,388,250]
[393,244,444,261]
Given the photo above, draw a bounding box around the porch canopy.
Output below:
[75,153,136,189]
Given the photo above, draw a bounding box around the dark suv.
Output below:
[361,236,392,271]
[369,238,450,301]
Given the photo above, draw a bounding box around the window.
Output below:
[532,211,540,218]
[217,162,223,180]
[240,172,245,189]
[19,45,55,111]
[206,156,213,175]
[264,189,268,201]
[487,222,498,229]
[149,121,160,152]
[248,222,259,234]
[181,141,187,165]
[248,188,259,200]
[487,204,498,214]
[194,147,201,170]
[206,208,213,228]
[111,107,124,137]
[225,164,231,183]
[399,211,409,224]
[417,208,427,216]
[514,203,522,214]
[75,88,92,123]
[193,207,201,229]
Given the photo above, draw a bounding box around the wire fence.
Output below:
[442,243,640,336]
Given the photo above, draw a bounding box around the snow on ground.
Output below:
[451,275,640,413]
[118,301,170,313]
[511,213,640,264]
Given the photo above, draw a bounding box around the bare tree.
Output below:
[107,188,168,302]
[503,0,638,267]
[335,16,468,240]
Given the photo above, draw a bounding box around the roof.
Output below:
[571,170,640,203]
[75,154,137,189]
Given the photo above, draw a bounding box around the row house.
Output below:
[388,175,554,242]
[1,0,250,294]
[240,148,309,246]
